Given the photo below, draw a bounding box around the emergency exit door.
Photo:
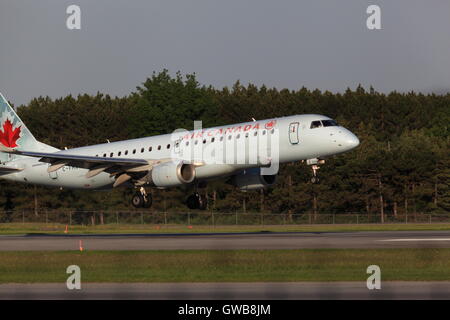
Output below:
[289,122,299,144]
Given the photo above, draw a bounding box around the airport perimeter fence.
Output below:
[1,210,450,226]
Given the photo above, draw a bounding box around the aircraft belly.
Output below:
[195,164,239,180]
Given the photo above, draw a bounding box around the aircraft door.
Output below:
[289,122,299,144]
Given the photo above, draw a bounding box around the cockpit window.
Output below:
[311,119,338,129]
[310,121,322,129]
[322,120,338,127]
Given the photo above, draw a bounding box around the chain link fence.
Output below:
[1,210,449,226]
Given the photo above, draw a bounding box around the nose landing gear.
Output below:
[307,158,325,184]
[310,165,320,184]
[131,187,152,208]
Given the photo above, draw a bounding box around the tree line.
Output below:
[0,70,449,216]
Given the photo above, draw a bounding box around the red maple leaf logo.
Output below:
[265,120,277,130]
[0,119,21,148]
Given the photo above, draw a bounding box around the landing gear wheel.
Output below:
[132,188,152,208]
[132,192,145,208]
[311,176,320,184]
[143,193,152,208]
[186,192,207,210]
[198,195,207,210]
[186,193,200,210]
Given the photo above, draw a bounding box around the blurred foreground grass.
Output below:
[0,249,449,283]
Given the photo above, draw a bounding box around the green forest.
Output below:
[1,70,449,216]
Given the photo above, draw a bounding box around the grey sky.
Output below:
[1,0,450,106]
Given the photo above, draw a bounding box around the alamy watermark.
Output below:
[366,265,381,290]
[66,5,81,30]
[66,265,81,290]
[366,5,381,30]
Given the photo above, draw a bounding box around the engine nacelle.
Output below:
[230,168,277,191]
[146,161,195,187]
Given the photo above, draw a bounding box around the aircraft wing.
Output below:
[0,166,23,176]
[1,149,168,186]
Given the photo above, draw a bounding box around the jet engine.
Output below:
[230,168,277,191]
[145,161,196,187]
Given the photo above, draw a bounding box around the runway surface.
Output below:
[1,282,449,299]
[1,230,450,250]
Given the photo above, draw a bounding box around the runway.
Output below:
[2,231,450,300]
[1,282,449,299]
[1,230,450,250]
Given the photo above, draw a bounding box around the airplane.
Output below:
[0,92,359,210]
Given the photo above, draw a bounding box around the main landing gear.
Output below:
[131,187,207,210]
[186,192,207,210]
[130,188,207,210]
[131,187,152,208]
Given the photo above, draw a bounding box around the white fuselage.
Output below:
[0,114,359,189]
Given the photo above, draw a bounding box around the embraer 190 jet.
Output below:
[0,92,359,209]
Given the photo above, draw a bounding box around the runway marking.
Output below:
[379,238,450,242]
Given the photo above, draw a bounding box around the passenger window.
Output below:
[125,150,128,155]
[133,149,136,154]
[118,151,121,156]
[211,137,215,143]
[141,148,144,153]
[103,153,106,157]
[167,144,170,149]
[158,145,161,150]
[310,121,322,129]
[110,152,114,157]
[149,146,152,152]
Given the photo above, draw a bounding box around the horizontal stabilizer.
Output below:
[4,149,149,168]
[1,149,174,184]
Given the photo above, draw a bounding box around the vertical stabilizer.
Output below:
[0,93,50,163]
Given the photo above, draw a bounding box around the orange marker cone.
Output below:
[187,225,193,229]
[64,225,68,234]
[155,225,161,230]
[79,240,84,252]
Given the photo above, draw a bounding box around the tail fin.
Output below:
[0,92,56,163]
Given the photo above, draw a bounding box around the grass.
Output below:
[1,222,450,235]
[0,249,449,283]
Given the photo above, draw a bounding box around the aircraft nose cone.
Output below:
[346,134,360,149]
